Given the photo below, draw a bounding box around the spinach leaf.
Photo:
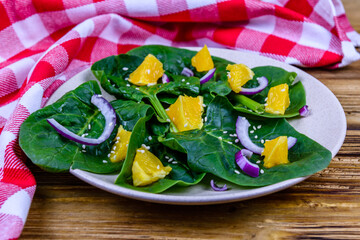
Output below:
[164,96,331,187]
[115,113,205,193]
[19,81,122,173]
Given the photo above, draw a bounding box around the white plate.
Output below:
[47,48,346,205]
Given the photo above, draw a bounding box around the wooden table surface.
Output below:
[21,1,360,239]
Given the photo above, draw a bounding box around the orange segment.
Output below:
[166,95,204,132]
[132,147,172,187]
[261,136,289,168]
[109,126,132,163]
[191,45,214,72]
[226,64,255,93]
[265,84,290,115]
[128,54,164,86]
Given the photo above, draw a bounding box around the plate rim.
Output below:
[49,47,346,205]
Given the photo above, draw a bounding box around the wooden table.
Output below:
[21,1,360,239]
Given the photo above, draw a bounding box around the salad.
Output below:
[19,45,332,193]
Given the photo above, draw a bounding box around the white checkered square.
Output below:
[246,15,276,34]
[66,4,97,24]
[12,14,49,48]
[186,0,217,9]
[144,35,172,46]
[298,22,332,50]
[99,15,133,44]
[7,58,35,88]
[124,0,159,17]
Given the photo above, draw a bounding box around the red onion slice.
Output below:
[199,68,216,84]
[235,116,264,155]
[287,136,297,149]
[47,94,117,146]
[181,67,194,77]
[235,149,259,178]
[162,73,170,83]
[299,105,309,117]
[210,179,228,191]
[239,76,269,95]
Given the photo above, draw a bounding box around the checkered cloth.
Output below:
[0,0,359,239]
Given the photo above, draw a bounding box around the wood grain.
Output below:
[21,2,360,239]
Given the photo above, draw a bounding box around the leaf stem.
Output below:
[232,94,265,114]
[148,95,178,133]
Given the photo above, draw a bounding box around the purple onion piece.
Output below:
[299,105,310,117]
[287,137,297,149]
[210,179,228,191]
[162,73,170,83]
[235,149,260,178]
[181,67,194,77]
[239,76,269,95]
[47,94,116,145]
[235,116,264,155]
[199,68,216,84]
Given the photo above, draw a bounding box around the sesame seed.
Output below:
[103,160,108,163]
[235,139,239,143]
[256,160,261,164]
[223,131,228,134]
[228,142,233,144]
[264,103,268,106]
[125,77,129,81]
[111,151,115,154]
[147,83,156,86]
[261,139,265,144]
[265,97,268,101]
[126,84,130,87]
[126,144,129,147]
[181,79,185,82]
[186,82,190,85]
[169,158,173,162]
[122,67,128,71]
[165,109,169,111]
[204,117,207,122]
[257,125,262,129]
[81,133,88,137]
[146,69,150,74]
[202,104,206,107]
[148,136,152,140]
[157,165,160,169]
[253,126,256,130]
[137,149,145,153]
[184,123,188,128]
[218,137,222,140]
[82,145,86,149]
[254,135,258,139]
[88,124,91,130]
[115,140,119,144]
[281,88,285,92]
[113,146,116,150]
[107,154,111,158]
[172,161,178,164]
[135,87,139,90]
[234,170,241,174]
[109,122,113,127]
[260,169,264,174]
[165,156,169,160]
[82,150,86,153]
[166,119,171,122]
[250,130,254,134]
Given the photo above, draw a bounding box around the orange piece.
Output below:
[109,126,132,163]
[226,64,254,93]
[132,147,172,187]
[261,136,289,168]
[265,84,290,115]
[166,95,204,132]
[191,45,214,72]
[128,54,164,86]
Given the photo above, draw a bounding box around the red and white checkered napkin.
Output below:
[0,0,359,238]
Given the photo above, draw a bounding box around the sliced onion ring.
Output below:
[200,68,216,84]
[236,116,298,154]
[210,179,228,191]
[235,149,259,178]
[47,94,117,146]
[181,67,194,77]
[162,73,170,83]
[299,105,310,117]
[235,116,264,155]
[239,76,269,95]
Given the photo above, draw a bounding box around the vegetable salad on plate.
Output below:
[19,45,331,193]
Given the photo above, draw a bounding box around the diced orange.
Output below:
[261,136,289,168]
[191,45,214,72]
[128,54,164,86]
[265,84,290,115]
[166,95,204,132]
[109,126,132,163]
[226,64,254,93]
[132,147,172,187]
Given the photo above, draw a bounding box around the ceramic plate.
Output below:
[47,48,346,205]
